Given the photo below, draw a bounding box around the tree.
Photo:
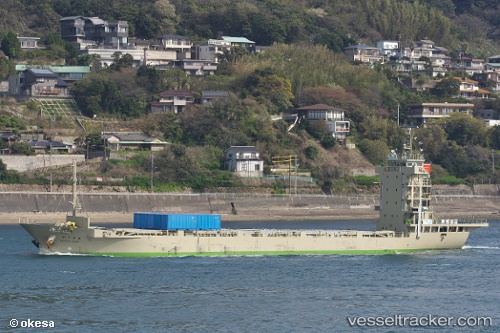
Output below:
[109,52,134,71]
[0,158,20,183]
[77,54,103,71]
[308,120,330,140]
[81,133,104,151]
[136,65,164,93]
[0,51,15,78]
[440,112,487,146]
[10,142,34,155]
[244,68,294,114]
[431,78,460,98]
[304,145,319,160]
[1,31,21,58]
[490,126,500,150]
[358,139,389,165]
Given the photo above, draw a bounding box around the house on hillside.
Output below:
[201,91,229,104]
[60,16,129,47]
[376,40,399,58]
[296,104,350,143]
[154,34,192,59]
[195,39,232,63]
[219,36,255,50]
[0,133,19,155]
[224,146,264,177]
[473,72,500,92]
[476,109,500,126]
[179,60,218,76]
[153,59,218,76]
[60,16,178,67]
[0,132,19,144]
[344,44,384,64]
[103,132,168,151]
[150,90,195,114]
[30,140,72,154]
[15,65,90,84]
[484,55,500,72]
[452,77,490,99]
[18,36,45,51]
[8,69,69,97]
[406,102,475,126]
[451,57,484,76]
[194,36,255,63]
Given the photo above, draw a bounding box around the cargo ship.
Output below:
[20,142,488,257]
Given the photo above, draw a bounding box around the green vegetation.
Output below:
[1,0,500,191]
[0,159,21,183]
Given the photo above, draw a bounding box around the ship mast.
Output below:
[71,160,80,217]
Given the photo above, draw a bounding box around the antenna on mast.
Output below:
[71,160,80,217]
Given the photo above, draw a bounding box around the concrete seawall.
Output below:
[1,192,498,222]
[1,155,85,172]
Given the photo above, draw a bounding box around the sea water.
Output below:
[0,219,498,333]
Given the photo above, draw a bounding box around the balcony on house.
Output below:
[334,121,350,133]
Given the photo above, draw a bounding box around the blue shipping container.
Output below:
[197,214,221,230]
[167,214,197,230]
[153,213,169,229]
[133,212,152,229]
[134,212,162,229]
[134,213,221,230]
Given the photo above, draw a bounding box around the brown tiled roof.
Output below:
[159,90,194,97]
[296,104,345,112]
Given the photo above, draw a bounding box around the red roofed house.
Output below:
[454,77,490,99]
[434,77,490,100]
[150,90,195,114]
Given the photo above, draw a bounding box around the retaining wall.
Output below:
[1,192,498,220]
[0,155,85,172]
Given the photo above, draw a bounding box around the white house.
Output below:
[406,102,475,126]
[376,40,399,57]
[343,44,384,64]
[195,36,255,63]
[201,91,229,104]
[150,90,195,114]
[225,146,264,177]
[195,39,232,63]
[296,104,350,143]
[154,34,192,59]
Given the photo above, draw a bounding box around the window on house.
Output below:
[241,163,247,171]
[254,164,260,171]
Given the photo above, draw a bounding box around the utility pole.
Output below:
[102,121,106,161]
[150,152,154,193]
[397,104,400,127]
[493,149,495,173]
[294,156,298,196]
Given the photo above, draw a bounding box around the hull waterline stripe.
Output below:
[44,248,450,257]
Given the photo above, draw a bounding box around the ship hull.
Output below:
[20,222,479,257]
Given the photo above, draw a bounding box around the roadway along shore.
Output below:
[2,196,498,225]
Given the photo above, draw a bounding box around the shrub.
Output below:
[304,145,319,160]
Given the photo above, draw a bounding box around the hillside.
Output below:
[0,0,499,193]
[1,0,500,57]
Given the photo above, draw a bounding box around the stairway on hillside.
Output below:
[34,98,86,130]
[35,98,83,119]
